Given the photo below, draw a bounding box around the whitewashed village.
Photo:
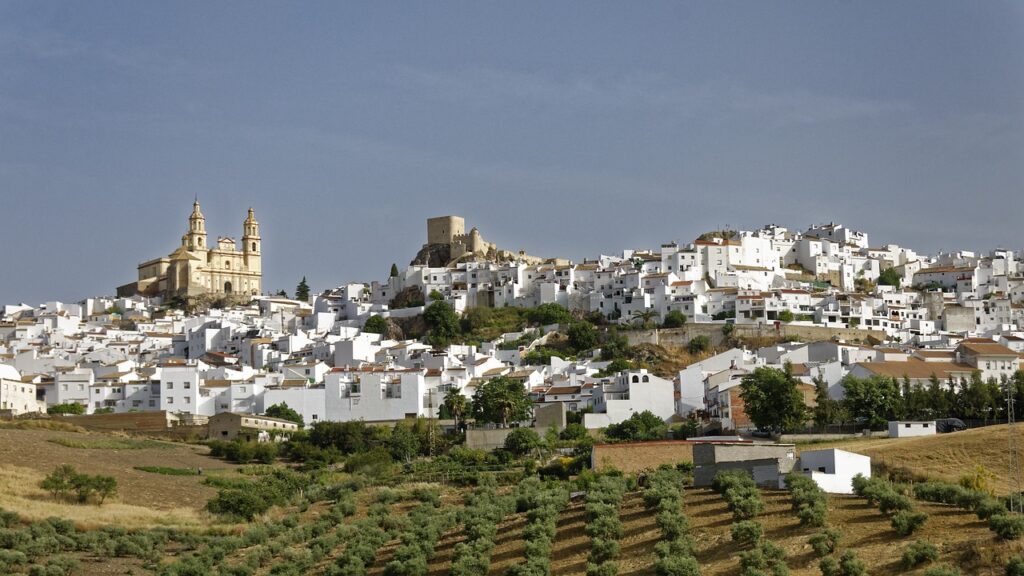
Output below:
[4,203,1023,454]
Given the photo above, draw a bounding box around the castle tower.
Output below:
[242,207,262,278]
[184,199,208,250]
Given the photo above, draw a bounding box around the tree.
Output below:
[48,403,85,415]
[428,289,444,301]
[739,365,809,433]
[777,310,795,323]
[567,322,598,353]
[812,376,846,427]
[663,310,687,328]
[443,386,469,429]
[388,422,421,462]
[390,263,399,278]
[265,402,304,427]
[878,268,902,288]
[471,376,532,427]
[364,315,389,335]
[604,410,667,442]
[90,475,118,504]
[630,309,658,329]
[424,300,461,347]
[688,335,711,355]
[41,464,78,499]
[295,277,310,301]
[841,375,903,428]
[526,303,572,326]
[504,428,541,456]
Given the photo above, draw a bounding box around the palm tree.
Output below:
[630,309,657,329]
[443,386,468,429]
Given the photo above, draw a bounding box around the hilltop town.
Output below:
[2,206,1022,435]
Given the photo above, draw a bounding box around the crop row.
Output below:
[583,475,628,576]
[913,480,1024,540]
[710,470,764,520]
[644,468,699,576]
[450,475,515,576]
[851,475,927,536]
[506,477,570,576]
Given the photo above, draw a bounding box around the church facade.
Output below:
[119,201,262,299]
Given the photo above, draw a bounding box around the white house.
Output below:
[888,420,937,438]
[583,370,675,429]
[796,449,872,494]
[0,365,43,415]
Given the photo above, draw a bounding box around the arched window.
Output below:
[251,242,257,251]
[224,281,232,294]
[642,375,649,383]
[224,260,230,269]
[631,375,639,383]
[197,237,203,247]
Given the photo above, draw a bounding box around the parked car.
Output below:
[936,418,967,433]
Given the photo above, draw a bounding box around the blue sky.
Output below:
[1,1,1021,305]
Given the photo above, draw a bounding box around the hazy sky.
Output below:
[1,1,1022,305]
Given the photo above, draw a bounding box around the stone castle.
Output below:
[118,200,262,300]
[412,215,544,267]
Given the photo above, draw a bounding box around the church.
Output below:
[118,200,262,299]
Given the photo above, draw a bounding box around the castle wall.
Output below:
[427,215,465,245]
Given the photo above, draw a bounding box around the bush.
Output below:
[976,497,1008,521]
[504,428,541,457]
[1007,556,1024,576]
[891,510,929,536]
[838,550,867,576]
[654,555,700,576]
[731,521,762,545]
[902,539,939,568]
[922,567,961,576]
[808,528,840,557]
[990,514,1024,540]
[819,556,840,576]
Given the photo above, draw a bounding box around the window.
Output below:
[166,382,174,390]
[184,382,191,389]
[312,414,318,420]
[905,423,911,428]
[220,404,228,409]
[239,387,246,393]
[251,242,257,251]
[149,400,156,407]
[184,397,191,404]
[167,398,174,404]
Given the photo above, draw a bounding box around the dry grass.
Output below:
[0,464,205,529]
[796,424,1024,494]
[0,419,87,433]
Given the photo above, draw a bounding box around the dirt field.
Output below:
[0,427,236,528]
[407,487,1021,576]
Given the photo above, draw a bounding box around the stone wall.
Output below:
[625,323,887,348]
[51,411,178,432]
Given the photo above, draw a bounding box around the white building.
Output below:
[888,420,937,438]
[583,370,674,429]
[0,365,43,415]
[796,449,871,494]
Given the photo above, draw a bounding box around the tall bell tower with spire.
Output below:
[183,198,208,251]
[242,207,262,283]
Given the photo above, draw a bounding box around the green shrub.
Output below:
[976,497,1008,521]
[922,567,961,576]
[808,528,840,557]
[654,554,700,576]
[819,556,839,576]
[731,521,763,545]
[990,514,1024,540]
[1007,556,1024,576]
[891,510,928,536]
[902,539,939,568]
[838,550,867,576]
[584,562,619,576]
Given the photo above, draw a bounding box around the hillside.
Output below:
[797,424,1024,494]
